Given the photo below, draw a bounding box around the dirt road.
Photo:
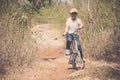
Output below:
[31,24,75,80]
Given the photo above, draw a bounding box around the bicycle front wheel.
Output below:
[72,58,76,69]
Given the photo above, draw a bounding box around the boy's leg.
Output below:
[66,34,73,55]
[75,34,84,58]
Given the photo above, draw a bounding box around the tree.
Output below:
[49,0,52,5]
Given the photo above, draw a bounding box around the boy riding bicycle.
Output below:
[63,8,84,60]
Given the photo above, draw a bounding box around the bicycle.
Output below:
[63,34,85,69]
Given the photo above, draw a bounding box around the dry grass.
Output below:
[0,21,37,80]
[81,28,114,60]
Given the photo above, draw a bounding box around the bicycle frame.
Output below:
[69,34,84,69]
[71,37,79,54]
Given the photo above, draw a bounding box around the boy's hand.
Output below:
[63,33,66,36]
[78,26,84,30]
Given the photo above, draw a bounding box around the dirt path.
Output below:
[31,24,75,80]
[30,24,120,80]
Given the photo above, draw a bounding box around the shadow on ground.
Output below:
[41,58,57,61]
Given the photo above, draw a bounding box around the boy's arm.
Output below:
[63,25,68,35]
[63,19,69,35]
[78,19,84,29]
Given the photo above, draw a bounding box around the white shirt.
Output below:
[66,17,81,34]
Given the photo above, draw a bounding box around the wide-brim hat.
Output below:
[70,8,78,14]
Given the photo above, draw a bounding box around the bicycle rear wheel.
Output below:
[77,51,84,69]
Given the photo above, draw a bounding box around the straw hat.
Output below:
[70,8,78,14]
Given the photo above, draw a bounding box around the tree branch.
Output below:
[87,0,97,25]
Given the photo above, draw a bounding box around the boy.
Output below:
[63,8,84,59]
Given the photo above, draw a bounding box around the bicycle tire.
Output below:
[77,51,84,69]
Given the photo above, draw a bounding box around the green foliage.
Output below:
[114,0,120,22]
[28,0,43,9]
[0,0,44,27]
